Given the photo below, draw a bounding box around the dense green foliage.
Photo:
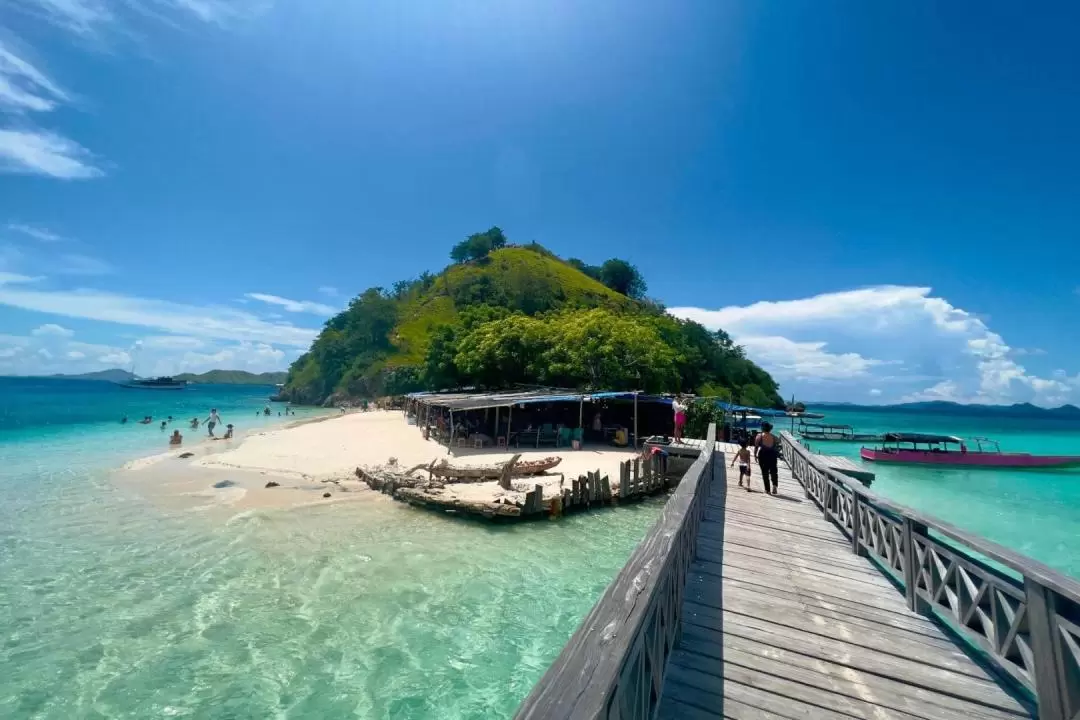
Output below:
[449,227,508,263]
[567,257,648,299]
[284,233,782,407]
[174,370,288,385]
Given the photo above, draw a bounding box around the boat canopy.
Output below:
[882,432,963,444]
[715,401,788,418]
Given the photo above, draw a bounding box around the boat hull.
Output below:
[117,383,186,390]
[800,432,881,442]
[860,448,1080,468]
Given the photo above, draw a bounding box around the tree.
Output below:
[598,258,647,299]
[739,383,773,408]
[567,258,601,281]
[545,309,678,391]
[450,226,508,263]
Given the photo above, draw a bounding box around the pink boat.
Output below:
[860,433,1080,469]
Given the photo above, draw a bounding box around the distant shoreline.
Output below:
[807,400,1080,419]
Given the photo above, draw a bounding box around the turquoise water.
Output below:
[799,406,1080,576]
[4,381,1079,718]
[0,378,665,718]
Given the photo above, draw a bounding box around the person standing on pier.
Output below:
[755,421,779,495]
[672,396,687,443]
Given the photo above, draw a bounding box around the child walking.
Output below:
[730,439,752,490]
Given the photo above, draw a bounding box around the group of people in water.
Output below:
[120,408,237,447]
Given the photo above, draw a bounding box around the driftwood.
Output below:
[427,455,561,482]
[498,454,522,490]
[356,463,433,494]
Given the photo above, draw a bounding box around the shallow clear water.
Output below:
[798,407,1080,576]
[4,381,1079,718]
[0,378,664,718]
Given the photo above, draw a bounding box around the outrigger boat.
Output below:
[798,422,881,442]
[860,433,1080,468]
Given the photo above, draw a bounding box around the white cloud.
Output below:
[0,129,103,179]
[0,330,297,376]
[736,336,885,382]
[0,42,69,112]
[57,253,113,275]
[868,388,882,397]
[8,223,63,242]
[12,0,269,36]
[671,286,1075,406]
[97,350,130,364]
[31,322,73,337]
[0,283,318,347]
[11,0,112,36]
[140,334,205,349]
[244,292,337,315]
[0,271,41,285]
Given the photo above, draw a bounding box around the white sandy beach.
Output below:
[116,410,639,516]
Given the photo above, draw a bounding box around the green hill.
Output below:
[284,230,782,407]
[174,370,287,385]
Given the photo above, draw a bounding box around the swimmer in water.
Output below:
[169,430,182,446]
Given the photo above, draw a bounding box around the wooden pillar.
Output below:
[903,517,929,614]
[633,392,639,449]
[1025,579,1068,720]
[578,398,583,429]
[508,404,513,440]
[493,406,499,438]
[449,409,455,452]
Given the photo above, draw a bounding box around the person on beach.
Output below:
[672,397,688,443]
[169,430,182,446]
[204,408,222,437]
[160,420,167,430]
[755,421,779,495]
[730,439,752,489]
[190,417,199,429]
[213,424,235,441]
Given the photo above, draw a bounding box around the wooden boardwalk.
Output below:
[657,444,1034,720]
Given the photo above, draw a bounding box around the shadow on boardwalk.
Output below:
[657,446,1034,720]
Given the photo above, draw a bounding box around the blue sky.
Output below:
[1,1,1078,404]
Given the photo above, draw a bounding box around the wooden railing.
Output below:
[514,424,717,719]
[779,431,1080,720]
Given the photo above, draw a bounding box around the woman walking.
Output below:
[755,421,779,495]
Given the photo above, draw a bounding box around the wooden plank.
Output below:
[677,619,1029,716]
[666,663,871,720]
[601,475,612,502]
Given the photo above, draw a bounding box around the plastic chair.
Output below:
[473,437,484,449]
[557,427,572,447]
[497,436,507,448]
[572,427,584,444]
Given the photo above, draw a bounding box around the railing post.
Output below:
[903,517,929,614]
[1025,578,1067,720]
[851,493,863,556]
